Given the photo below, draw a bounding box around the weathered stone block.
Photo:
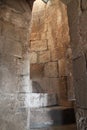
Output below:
[29,93,58,108]
[30,33,41,40]
[44,62,58,77]
[58,58,67,76]
[30,40,47,51]
[32,78,50,93]
[39,51,50,63]
[58,77,73,107]
[30,64,44,79]
[29,52,37,63]
[51,47,65,61]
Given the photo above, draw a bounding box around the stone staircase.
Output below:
[29,93,76,130]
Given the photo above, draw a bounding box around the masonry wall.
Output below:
[65,0,87,129]
[0,0,32,130]
[30,0,73,107]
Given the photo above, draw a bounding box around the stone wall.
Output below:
[62,0,87,129]
[0,0,32,130]
[30,0,73,107]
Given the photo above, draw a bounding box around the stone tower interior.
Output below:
[0,0,87,130]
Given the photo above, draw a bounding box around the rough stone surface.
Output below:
[67,0,87,129]
[58,58,67,76]
[44,62,58,78]
[30,40,48,51]
[29,0,72,107]
[29,93,58,108]
[39,51,50,63]
[30,64,44,79]
[29,52,37,63]
[0,1,32,130]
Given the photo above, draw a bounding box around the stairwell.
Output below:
[29,92,76,130]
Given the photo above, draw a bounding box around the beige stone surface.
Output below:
[39,51,50,63]
[30,40,48,51]
[58,58,67,76]
[44,62,58,77]
[29,52,37,63]
[30,63,44,79]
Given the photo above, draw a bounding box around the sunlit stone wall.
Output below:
[30,0,73,107]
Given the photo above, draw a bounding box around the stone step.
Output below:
[29,93,58,108]
[30,107,76,129]
[30,124,77,130]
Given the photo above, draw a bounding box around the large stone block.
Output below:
[44,62,58,77]
[29,93,58,108]
[58,58,67,76]
[30,40,47,51]
[58,77,73,107]
[51,47,66,61]
[38,51,50,63]
[29,52,37,63]
[30,63,44,79]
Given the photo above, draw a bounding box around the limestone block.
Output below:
[58,77,73,107]
[49,78,59,94]
[58,58,67,76]
[39,51,50,63]
[30,33,41,40]
[32,81,44,93]
[29,52,37,63]
[82,0,87,10]
[29,93,58,108]
[30,40,47,51]
[44,62,58,77]
[51,47,65,61]
[32,78,50,93]
[30,63,44,79]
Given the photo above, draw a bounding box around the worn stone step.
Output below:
[30,124,77,130]
[30,107,76,129]
[29,93,58,108]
